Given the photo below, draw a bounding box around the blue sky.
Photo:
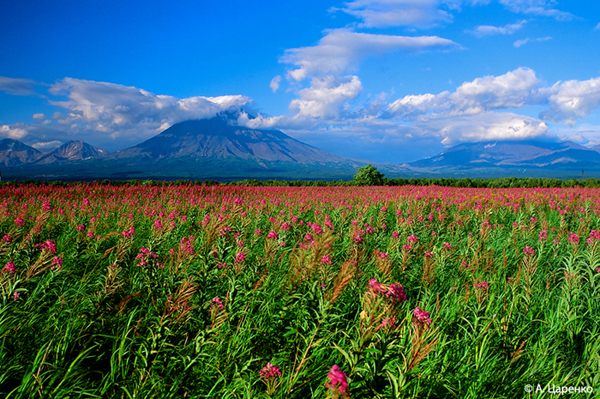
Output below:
[1,0,600,162]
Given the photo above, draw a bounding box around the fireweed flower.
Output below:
[3,261,16,273]
[407,235,418,243]
[386,283,406,303]
[474,281,488,290]
[443,242,452,251]
[51,257,63,271]
[14,217,25,227]
[321,255,333,265]
[211,297,224,310]
[36,240,57,254]
[76,224,85,231]
[368,278,386,295]
[353,233,365,243]
[413,307,432,327]
[13,292,20,301]
[267,230,278,239]
[402,244,412,251]
[325,365,348,394]
[259,362,281,380]
[523,246,535,256]
[379,317,396,330]
[235,252,246,263]
[254,228,261,236]
[538,230,548,241]
[2,234,11,242]
[568,232,579,244]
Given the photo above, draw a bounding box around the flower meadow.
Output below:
[0,182,599,398]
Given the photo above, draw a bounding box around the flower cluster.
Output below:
[413,307,432,327]
[135,246,160,268]
[3,261,16,273]
[473,281,488,290]
[211,297,224,310]
[325,365,348,394]
[259,362,281,380]
[523,245,535,256]
[35,240,57,254]
[122,227,135,238]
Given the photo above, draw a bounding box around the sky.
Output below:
[1,0,600,163]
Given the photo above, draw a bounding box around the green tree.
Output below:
[353,164,386,186]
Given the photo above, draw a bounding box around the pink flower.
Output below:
[321,255,333,265]
[2,234,11,243]
[259,362,282,381]
[353,233,365,243]
[13,292,20,301]
[568,232,579,244]
[368,278,386,295]
[3,261,16,273]
[386,283,406,303]
[392,231,399,239]
[461,259,469,268]
[14,217,25,227]
[407,234,418,243]
[304,233,313,241]
[424,251,433,258]
[380,317,396,330]
[51,257,63,270]
[538,230,548,241]
[523,246,535,256]
[235,252,246,263]
[154,219,163,230]
[325,365,348,394]
[254,228,262,236]
[267,230,278,239]
[36,240,57,254]
[402,244,412,251]
[211,297,224,310]
[413,307,432,327]
[76,224,85,231]
[474,281,488,290]
[122,227,135,238]
[443,242,452,251]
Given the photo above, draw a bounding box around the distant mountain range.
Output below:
[407,140,600,178]
[2,114,600,181]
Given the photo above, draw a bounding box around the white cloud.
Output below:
[513,36,551,47]
[469,20,527,36]
[32,113,46,121]
[416,112,549,145]
[281,29,459,81]
[499,0,575,20]
[270,75,282,93]
[0,124,28,139]
[595,22,600,30]
[541,76,600,125]
[290,75,363,119]
[385,67,543,118]
[31,140,62,151]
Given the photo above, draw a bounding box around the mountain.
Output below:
[0,139,42,167]
[34,141,108,165]
[110,117,345,164]
[2,115,411,181]
[407,140,600,178]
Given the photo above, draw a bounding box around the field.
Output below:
[1,183,599,398]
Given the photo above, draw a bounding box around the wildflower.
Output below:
[402,244,412,251]
[380,206,387,212]
[304,233,313,241]
[3,261,16,273]
[2,234,11,243]
[538,230,547,241]
[259,362,282,381]
[386,283,406,303]
[325,365,348,394]
[235,252,246,263]
[523,246,535,256]
[281,222,290,231]
[87,230,94,238]
[267,230,278,239]
[481,221,491,228]
[407,234,418,243]
[368,278,386,295]
[568,232,579,244]
[51,257,63,270]
[321,255,333,265]
[37,240,57,254]
[211,297,224,310]
[461,259,469,268]
[413,307,431,327]
[376,250,389,259]
[122,227,135,238]
[76,224,85,231]
[379,317,396,330]
[424,251,433,258]
[14,217,25,227]
[154,219,163,230]
[392,231,399,239]
[217,262,227,269]
[596,267,600,273]
[443,242,452,251]
[474,281,488,290]
[13,292,20,301]
[590,230,600,241]
[254,228,261,236]
[353,233,365,243]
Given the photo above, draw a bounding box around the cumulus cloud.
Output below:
[416,112,549,145]
[270,75,282,93]
[384,67,543,119]
[0,124,28,140]
[499,0,575,20]
[32,113,46,121]
[281,29,459,81]
[469,20,527,36]
[541,76,600,125]
[513,36,551,47]
[289,76,363,119]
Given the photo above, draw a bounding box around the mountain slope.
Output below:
[0,139,42,167]
[34,141,108,165]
